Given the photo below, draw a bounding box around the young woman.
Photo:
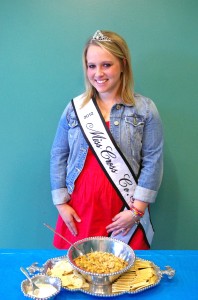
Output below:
[50,30,163,250]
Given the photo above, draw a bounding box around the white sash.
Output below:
[72,95,153,246]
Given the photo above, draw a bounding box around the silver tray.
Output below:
[27,256,175,297]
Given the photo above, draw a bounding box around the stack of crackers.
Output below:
[46,259,89,290]
[112,258,158,293]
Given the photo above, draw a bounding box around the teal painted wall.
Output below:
[0,0,198,249]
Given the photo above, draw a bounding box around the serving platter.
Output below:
[27,256,175,297]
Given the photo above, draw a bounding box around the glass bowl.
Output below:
[67,236,135,292]
[21,274,61,299]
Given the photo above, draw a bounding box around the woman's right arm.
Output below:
[50,106,71,205]
[50,104,81,236]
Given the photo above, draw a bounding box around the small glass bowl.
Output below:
[21,274,61,300]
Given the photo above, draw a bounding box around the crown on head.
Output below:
[92,30,112,42]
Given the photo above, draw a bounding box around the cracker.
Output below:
[112,258,158,293]
[47,258,90,289]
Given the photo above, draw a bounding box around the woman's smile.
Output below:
[95,79,108,84]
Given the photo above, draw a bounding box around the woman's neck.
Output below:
[97,91,121,103]
[96,97,121,121]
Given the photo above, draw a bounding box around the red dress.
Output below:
[54,122,149,250]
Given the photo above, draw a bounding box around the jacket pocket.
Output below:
[125,114,144,127]
[124,114,144,161]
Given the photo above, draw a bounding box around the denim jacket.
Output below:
[50,93,163,205]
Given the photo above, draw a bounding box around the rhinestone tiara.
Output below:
[92,30,112,42]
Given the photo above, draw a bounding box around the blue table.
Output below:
[0,249,197,300]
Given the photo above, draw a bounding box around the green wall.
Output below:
[0,0,198,249]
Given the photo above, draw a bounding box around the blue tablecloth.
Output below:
[0,249,197,300]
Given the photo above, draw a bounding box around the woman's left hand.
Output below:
[106,210,137,236]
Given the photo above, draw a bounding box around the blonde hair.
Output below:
[82,30,135,106]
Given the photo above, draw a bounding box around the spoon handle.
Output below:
[20,267,32,281]
[43,223,73,246]
[20,266,39,295]
[43,223,84,255]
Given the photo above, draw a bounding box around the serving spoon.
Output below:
[43,223,85,256]
[20,267,39,295]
